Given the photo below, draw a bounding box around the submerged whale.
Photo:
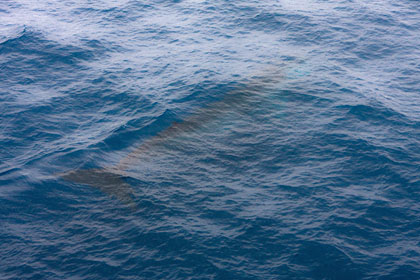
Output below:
[60,65,293,209]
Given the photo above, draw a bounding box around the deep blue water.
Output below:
[1,0,420,279]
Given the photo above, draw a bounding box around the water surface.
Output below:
[1,0,420,279]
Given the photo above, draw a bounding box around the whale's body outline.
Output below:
[60,63,303,209]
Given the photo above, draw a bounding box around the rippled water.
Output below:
[1,0,420,279]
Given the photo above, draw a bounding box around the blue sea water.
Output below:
[1,0,420,279]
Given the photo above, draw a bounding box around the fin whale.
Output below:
[60,66,288,209]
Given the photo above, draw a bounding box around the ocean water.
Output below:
[1,0,420,279]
